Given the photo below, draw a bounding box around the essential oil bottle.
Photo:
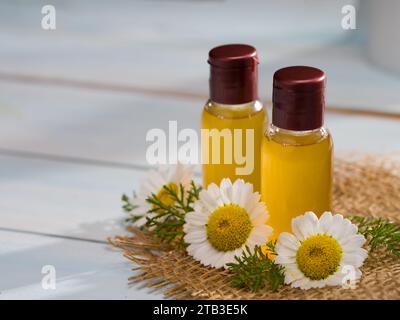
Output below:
[201,44,266,191]
[261,66,333,237]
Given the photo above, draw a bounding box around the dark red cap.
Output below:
[208,44,259,104]
[272,66,326,131]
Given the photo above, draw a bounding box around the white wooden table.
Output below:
[0,0,399,299]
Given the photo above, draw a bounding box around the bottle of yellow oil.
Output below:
[201,44,266,191]
[261,66,333,237]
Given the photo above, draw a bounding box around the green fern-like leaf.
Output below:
[227,242,285,292]
[145,181,202,246]
[350,215,400,257]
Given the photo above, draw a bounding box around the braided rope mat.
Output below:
[110,156,400,299]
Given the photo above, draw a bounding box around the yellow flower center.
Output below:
[154,183,178,208]
[206,204,252,252]
[296,234,342,280]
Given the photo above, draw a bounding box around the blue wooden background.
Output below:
[0,0,399,299]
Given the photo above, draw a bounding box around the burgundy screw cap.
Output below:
[272,66,326,131]
[208,44,259,105]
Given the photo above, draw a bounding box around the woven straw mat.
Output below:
[110,156,400,300]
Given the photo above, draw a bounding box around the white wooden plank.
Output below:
[326,114,400,155]
[0,112,398,240]
[0,154,143,240]
[0,82,399,170]
[0,0,353,92]
[0,230,163,299]
[0,82,201,166]
[0,84,398,241]
[1,0,400,111]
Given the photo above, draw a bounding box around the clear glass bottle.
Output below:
[202,100,266,191]
[261,66,333,237]
[201,44,266,191]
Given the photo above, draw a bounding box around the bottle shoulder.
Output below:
[203,100,265,120]
[265,125,332,147]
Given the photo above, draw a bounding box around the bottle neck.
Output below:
[267,124,328,146]
[206,99,263,119]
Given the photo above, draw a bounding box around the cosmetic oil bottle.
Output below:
[201,44,266,191]
[261,66,333,237]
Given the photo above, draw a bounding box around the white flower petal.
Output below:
[249,229,269,245]
[342,250,368,268]
[275,211,368,290]
[326,214,345,238]
[274,255,296,264]
[188,242,217,266]
[148,170,167,190]
[231,179,247,207]
[325,271,343,286]
[310,280,327,288]
[171,162,194,186]
[244,238,257,248]
[184,177,274,269]
[291,277,312,290]
[252,224,273,240]
[184,230,207,244]
[129,163,195,231]
[338,222,359,243]
[208,251,227,269]
[250,202,268,225]
[318,211,333,234]
[233,247,245,260]
[291,216,305,240]
[277,232,300,252]
[218,251,237,269]
[339,233,366,249]
[329,217,351,242]
[219,178,233,204]
[284,265,304,283]
[275,244,296,258]
[244,192,261,215]
[199,188,220,213]
[292,212,319,240]
[185,210,208,226]
[297,211,319,238]
[193,201,210,216]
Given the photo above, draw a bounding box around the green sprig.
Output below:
[227,241,285,292]
[121,193,144,225]
[350,215,400,257]
[135,181,201,246]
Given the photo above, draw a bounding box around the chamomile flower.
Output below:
[128,163,194,228]
[184,178,273,269]
[275,211,368,290]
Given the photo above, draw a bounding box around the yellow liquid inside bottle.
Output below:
[261,125,333,238]
[201,100,266,191]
